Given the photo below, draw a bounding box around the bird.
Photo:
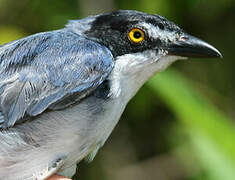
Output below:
[0,10,222,180]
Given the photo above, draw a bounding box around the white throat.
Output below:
[108,50,182,101]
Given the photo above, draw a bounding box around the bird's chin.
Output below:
[170,55,188,60]
[150,49,187,64]
[151,55,183,72]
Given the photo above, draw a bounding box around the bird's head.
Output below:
[67,10,222,85]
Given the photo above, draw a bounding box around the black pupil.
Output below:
[133,31,142,39]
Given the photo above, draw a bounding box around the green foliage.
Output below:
[0,26,25,44]
[148,69,235,179]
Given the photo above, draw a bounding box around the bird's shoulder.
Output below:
[0,30,111,74]
[0,29,114,129]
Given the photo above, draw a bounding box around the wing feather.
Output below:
[0,30,114,128]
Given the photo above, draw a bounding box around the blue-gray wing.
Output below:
[0,30,114,129]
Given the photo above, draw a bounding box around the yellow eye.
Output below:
[128,28,145,43]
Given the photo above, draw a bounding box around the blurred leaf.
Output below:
[116,0,173,16]
[0,26,26,44]
[190,131,235,180]
[147,69,235,179]
[139,0,170,15]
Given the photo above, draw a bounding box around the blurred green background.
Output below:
[0,0,234,179]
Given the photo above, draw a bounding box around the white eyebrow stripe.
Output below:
[139,22,177,42]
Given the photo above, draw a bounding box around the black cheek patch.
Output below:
[84,11,179,58]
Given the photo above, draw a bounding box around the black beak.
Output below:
[166,34,222,58]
